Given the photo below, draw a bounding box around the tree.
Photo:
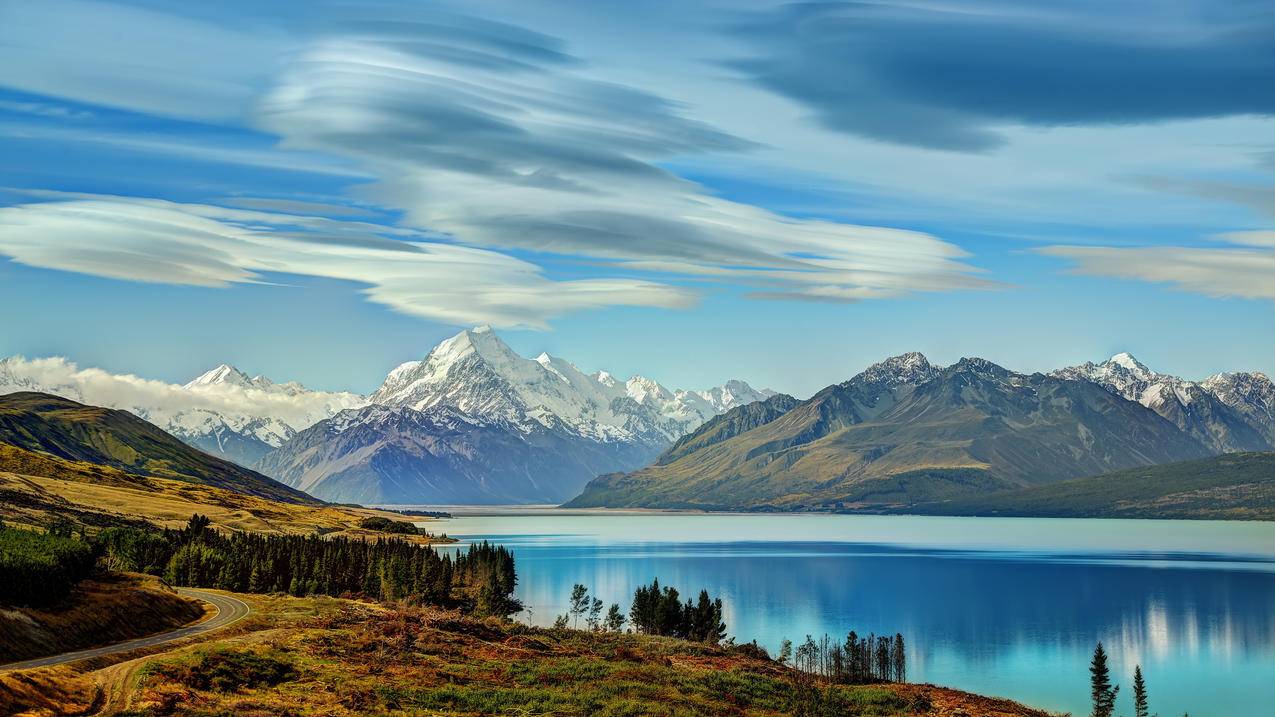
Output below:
[1132,665,1149,717]
[778,638,793,665]
[587,597,604,631]
[1089,642,1119,717]
[569,584,589,629]
[553,613,569,629]
[893,633,906,683]
[605,603,626,632]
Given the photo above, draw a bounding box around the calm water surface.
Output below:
[414,509,1275,717]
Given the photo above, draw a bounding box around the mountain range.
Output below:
[567,352,1275,511]
[1,327,772,504]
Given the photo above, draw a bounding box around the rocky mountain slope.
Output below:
[567,354,1214,511]
[1052,353,1272,452]
[0,392,318,504]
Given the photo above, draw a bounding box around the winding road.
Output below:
[0,588,251,672]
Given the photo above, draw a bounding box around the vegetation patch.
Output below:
[152,647,298,692]
[0,524,97,607]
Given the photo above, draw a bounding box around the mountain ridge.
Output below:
[566,352,1226,511]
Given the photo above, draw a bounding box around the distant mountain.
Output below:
[257,404,656,504]
[0,391,318,504]
[0,356,363,466]
[1052,353,1272,453]
[261,327,774,504]
[567,354,1212,511]
[903,452,1275,521]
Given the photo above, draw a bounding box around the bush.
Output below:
[358,516,420,535]
[156,648,297,692]
[0,527,97,607]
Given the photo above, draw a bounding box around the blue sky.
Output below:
[1,0,1273,397]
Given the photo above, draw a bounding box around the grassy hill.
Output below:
[905,452,1275,520]
[0,442,451,540]
[0,391,316,505]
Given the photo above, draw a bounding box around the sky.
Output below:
[0,0,1272,398]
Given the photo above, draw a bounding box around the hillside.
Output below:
[0,442,449,540]
[567,355,1212,511]
[0,594,1051,717]
[0,392,317,505]
[905,452,1275,520]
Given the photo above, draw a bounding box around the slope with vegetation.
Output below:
[904,451,1275,520]
[0,392,316,504]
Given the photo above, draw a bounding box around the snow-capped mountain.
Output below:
[1200,371,1275,444]
[0,356,364,466]
[1052,353,1272,452]
[259,326,776,503]
[369,326,774,448]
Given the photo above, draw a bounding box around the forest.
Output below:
[0,515,520,617]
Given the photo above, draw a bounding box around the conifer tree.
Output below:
[1089,642,1119,717]
[605,603,626,632]
[1133,665,1149,717]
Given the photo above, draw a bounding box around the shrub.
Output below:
[156,649,297,692]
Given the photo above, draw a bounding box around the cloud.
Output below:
[252,12,993,302]
[1040,232,1275,301]
[0,196,696,328]
[729,1,1275,151]
[0,355,363,435]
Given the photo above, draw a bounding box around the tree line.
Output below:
[1,515,520,616]
[778,632,907,685]
[552,579,728,644]
[100,515,521,616]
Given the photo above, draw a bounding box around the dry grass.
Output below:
[0,443,450,543]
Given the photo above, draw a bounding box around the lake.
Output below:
[417,509,1275,716]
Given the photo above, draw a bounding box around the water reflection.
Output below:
[433,514,1275,716]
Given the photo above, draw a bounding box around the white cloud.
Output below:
[0,355,364,441]
[1039,232,1275,302]
[0,196,695,328]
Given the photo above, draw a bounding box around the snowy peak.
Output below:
[365,327,775,446]
[1053,354,1275,452]
[186,364,255,390]
[1108,352,1153,377]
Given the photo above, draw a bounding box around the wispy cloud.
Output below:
[253,11,992,303]
[1040,232,1275,301]
[0,195,696,328]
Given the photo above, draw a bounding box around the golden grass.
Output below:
[0,443,450,543]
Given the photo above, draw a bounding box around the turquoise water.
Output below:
[422,510,1275,716]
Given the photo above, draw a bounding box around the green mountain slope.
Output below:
[904,452,1275,520]
[566,356,1211,511]
[0,391,319,505]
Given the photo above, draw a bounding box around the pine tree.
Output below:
[1133,665,1149,717]
[605,603,626,632]
[1089,642,1119,717]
